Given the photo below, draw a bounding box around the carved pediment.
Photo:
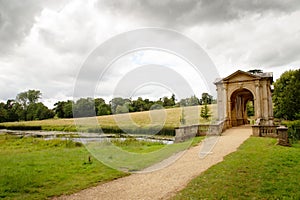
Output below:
[222,70,260,82]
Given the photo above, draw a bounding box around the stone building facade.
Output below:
[215,70,274,128]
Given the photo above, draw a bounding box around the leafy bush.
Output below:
[87,126,175,136]
[0,125,42,130]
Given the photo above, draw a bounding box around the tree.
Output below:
[248,69,263,74]
[26,103,54,120]
[273,69,300,120]
[14,90,43,121]
[132,97,146,112]
[16,90,42,108]
[246,101,254,117]
[73,98,95,117]
[110,97,131,114]
[180,108,186,125]
[200,93,213,105]
[0,102,8,122]
[188,95,200,106]
[179,95,200,107]
[97,103,111,116]
[162,95,175,107]
[200,103,211,120]
[54,100,73,118]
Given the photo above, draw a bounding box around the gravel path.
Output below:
[55,126,252,200]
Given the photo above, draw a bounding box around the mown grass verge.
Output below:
[173,137,300,200]
[0,134,126,200]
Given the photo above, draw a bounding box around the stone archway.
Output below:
[215,70,274,128]
[229,88,254,126]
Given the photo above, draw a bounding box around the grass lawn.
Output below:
[174,137,300,200]
[0,133,204,199]
[0,134,126,200]
[86,136,204,172]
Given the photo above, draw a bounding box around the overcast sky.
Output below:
[0,0,299,108]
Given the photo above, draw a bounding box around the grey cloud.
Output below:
[97,0,300,28]
[248,31,300,67]
[0,0,43,55]
[0,0,67,55]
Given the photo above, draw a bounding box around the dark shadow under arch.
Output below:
[230,88,254,126]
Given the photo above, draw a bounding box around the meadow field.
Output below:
[0,105,217,135]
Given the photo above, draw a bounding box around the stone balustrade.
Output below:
[175,120,225,143]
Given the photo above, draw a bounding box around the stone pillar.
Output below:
[255,81,261,119]
[252,125,260,137]
[277,126,290,147]
[216,84,224,121]
[262,81,269,121]
[228,100,232,127]
[268,83,274,124]
[223,84,228,119]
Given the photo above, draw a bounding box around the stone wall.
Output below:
[175,121,225,143]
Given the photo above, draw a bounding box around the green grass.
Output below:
[174,137,300,200]
[112,138,166,153]
[0,134,126,200]
[0,133,204,199]
[87,136,204,172]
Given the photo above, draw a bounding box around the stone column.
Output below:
[227,100,232,127]
[223,84,228,120]
[255,81,261,119]
[268,83,274,124]
[216,84,224,121]
[262,81,269,121]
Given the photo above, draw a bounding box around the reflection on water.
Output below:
[44,136,174,144]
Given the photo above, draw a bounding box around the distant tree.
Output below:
[162,95,175,107]
[188,95,200,106]
[132,97,146,112]
[154,98,163,107]
[0,102,8,122]
[94,98,110,115]
[26,103,54,120]
[110,97,131,114]
[4,100,20,121]
[11,102,25,121]
[248,69,263,74]
[179,95,200,107]
[63,100,73,118]
[16,90,42,108]
[54,100,73,118]
[143,98,154,111]
[273,69,300,120]
[54,101,65,118]
[200,93,213,105]
[115,104,128,114]
[171,94,176,104]
[180,108,186,125]
[246,101,254,117]
[200,103,211,120]
[14,90,43,121]
[97,103,111,116]
[73,98,95,117]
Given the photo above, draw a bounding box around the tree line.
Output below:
[0,90,214,122]
[1,69,298,123]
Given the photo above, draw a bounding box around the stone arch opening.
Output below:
[229,88,254,127]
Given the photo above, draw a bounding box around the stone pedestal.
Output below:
[277,126,290,147]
